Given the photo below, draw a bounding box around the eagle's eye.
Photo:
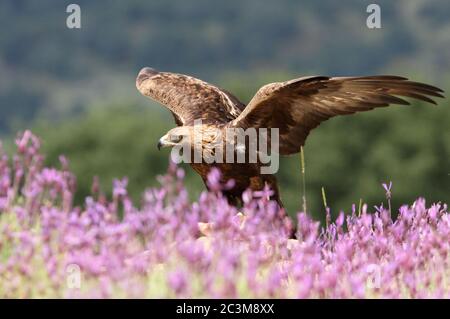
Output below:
[170,135,183,143]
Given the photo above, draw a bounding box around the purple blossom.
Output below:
[0,131,448,298]
[113,178,128,198]
[168,270,188,295]
[382,181,392,199]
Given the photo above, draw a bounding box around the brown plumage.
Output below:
[136,67,444,207]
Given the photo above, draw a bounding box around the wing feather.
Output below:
[136,68,245,126]
[232,76,444,155]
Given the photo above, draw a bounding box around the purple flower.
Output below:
[113,177,128,198]
[0,131,449,298]
[382,181,392,199]
[168,270,188,296]
[206,167,221,191]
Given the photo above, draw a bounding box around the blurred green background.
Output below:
[0,0,449,220]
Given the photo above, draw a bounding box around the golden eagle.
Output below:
[136,67,443,207]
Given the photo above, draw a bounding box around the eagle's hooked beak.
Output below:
[157,139,163,151]
[157,134,182,150]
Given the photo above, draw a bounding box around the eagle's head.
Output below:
[157,125,223,164]
[157,126,192,150]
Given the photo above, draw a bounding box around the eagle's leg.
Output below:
[223,192,243,207]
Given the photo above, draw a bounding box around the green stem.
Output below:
[300,146,307,213]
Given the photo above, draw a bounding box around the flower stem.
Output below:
[300,146,307,213]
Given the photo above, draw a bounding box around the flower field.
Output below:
[0,131,449,298]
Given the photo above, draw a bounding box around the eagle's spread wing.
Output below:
[136,67,245,126]
[232,76,444,155]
